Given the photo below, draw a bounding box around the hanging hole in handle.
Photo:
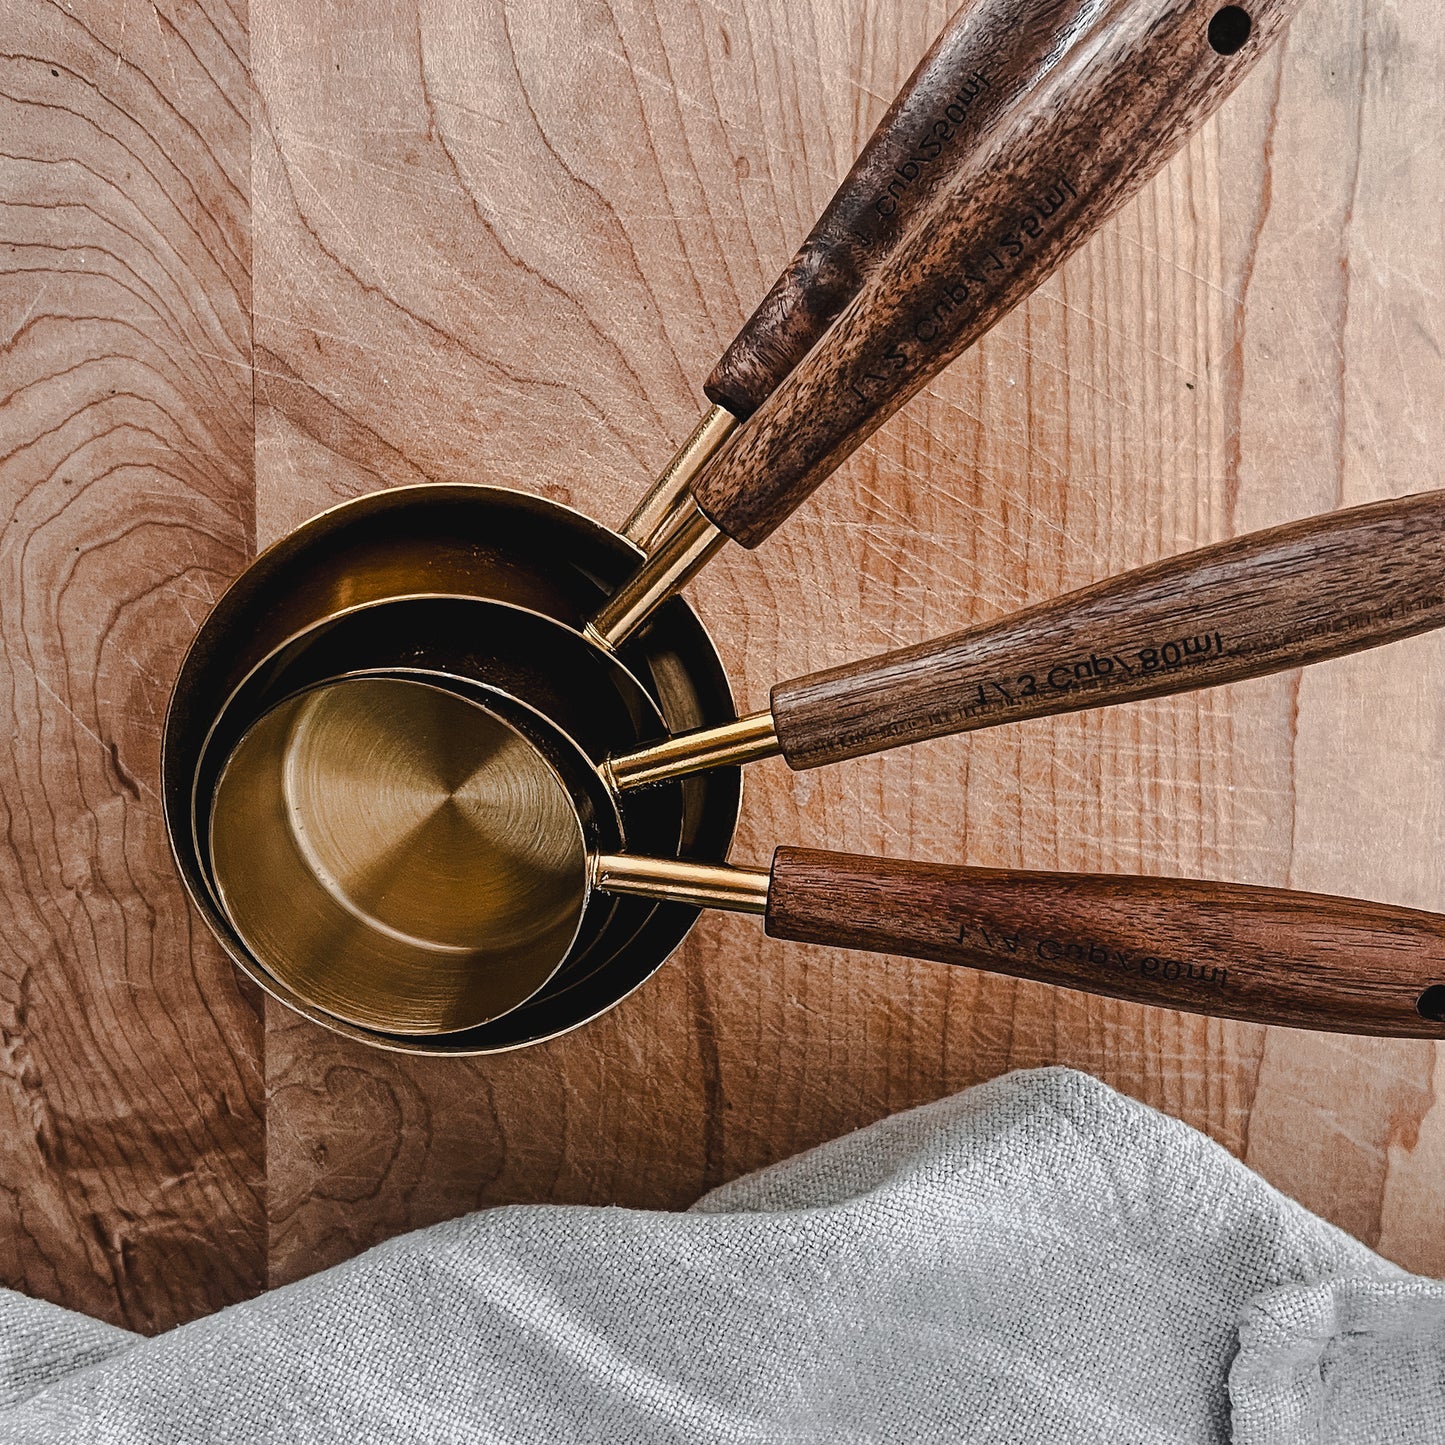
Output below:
[1208,7,1253,55]
[1416,984,1445,1022]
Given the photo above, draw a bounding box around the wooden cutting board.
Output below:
[1,0,1440,1330]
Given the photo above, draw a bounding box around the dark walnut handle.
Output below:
[694,0,1306,548]
[767,849,1445,1036]
[770,490,1445,771]
[705,0,1105,420]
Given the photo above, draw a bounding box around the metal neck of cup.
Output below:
[619,403,738,552]
[586,499,725,651]
[603,710,780,792]
[591,854,770,915]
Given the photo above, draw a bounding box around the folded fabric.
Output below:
[0,1067,1438,1443]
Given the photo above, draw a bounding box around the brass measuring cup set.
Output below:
[162,0,1445,1053]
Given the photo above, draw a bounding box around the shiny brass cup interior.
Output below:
[210,677,595,1034]
[163,485,744,1054]
[190,597,682,992]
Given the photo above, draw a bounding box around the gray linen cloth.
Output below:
[0,1066,1439,1443]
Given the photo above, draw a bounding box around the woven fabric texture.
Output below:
[0,1067,1438,1443]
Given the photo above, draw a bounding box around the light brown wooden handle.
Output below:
[770,490,1445,770]
[767,848,1445,1035]
[704,0,1108,420]
[694,0,1305,547]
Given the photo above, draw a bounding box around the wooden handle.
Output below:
[694,0,1305,547]
[770,490,1445,770]
[704,0,1109,420]
[767,848,1445,1036]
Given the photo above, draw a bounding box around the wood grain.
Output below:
[770,488,1445,768]
[704,0,1102,419]
[2,0,1441,1328]
[253,0,1445,1292]
[0,0,263,1329]
[766,847,1445,1035]
[693,0,1306,547]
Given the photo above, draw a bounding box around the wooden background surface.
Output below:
[2,0,1441,1332]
